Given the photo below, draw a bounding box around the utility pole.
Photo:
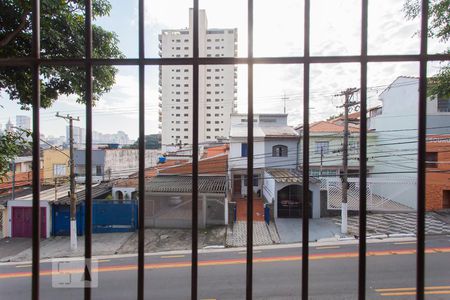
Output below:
[320,146,323,177]
[54,178,58,202]
[56,112,80,250]
[11,160,16,201]
[335,88,359,234]
[281,93,289,114]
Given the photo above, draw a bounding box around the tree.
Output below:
[0,129,31,182]
[0,0,124,108]
[125,134,162,150]
[404,0,450,98]
[0,0,123,181]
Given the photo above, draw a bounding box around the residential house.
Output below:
[295,120,374,178]
[74,148,161,183]
[229,113,322,220]
[229,113,299,197]
[42,149,70,184]
[0,156,44,194]
[426,135,450,210]
[368,76,450,210]
[145,153,228,228]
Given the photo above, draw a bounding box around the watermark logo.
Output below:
[52,258,98,288]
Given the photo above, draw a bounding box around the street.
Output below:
[1,236,449,299]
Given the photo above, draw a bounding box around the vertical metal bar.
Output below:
[246,0,254,299]
[416,0,428,299]
[301,0,310,299]
[31,1,41,299]
[358,1,368,299]
[84,0,93,299]
[137,0,145,299]
[191,1,199,299]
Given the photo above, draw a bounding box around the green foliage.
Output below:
[0,129,31,182]
[125,134,162,150]
[404,0,450,98]
[0,0,124,109]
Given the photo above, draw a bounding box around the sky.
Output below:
[0,0,447,141]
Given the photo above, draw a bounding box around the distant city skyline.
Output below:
[67,125,131,146]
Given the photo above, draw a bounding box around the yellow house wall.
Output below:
[43,149,70,183]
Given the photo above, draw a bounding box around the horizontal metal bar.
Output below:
[1,54,449,67]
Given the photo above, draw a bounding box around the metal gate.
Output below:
[92,200,137,233]
[52,201,137,235]
[12,207,46,238]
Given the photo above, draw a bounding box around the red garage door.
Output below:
[12,207,46,238]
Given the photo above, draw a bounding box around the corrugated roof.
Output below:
[146,176,226,194]
[261,126,298,137]
[230,125,298,138]
[54,183,112,205]
[266,168,320,184]
[159,153,227,176]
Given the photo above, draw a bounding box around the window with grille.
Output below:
[272,145,288,157]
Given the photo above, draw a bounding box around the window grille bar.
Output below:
[246,0,254,299]
[84,1,93,299]
[2,54,450,68]
[31,0,41,299]
[416,0,428,298]
[7,1,448,299]
[137,0,145,299]
[301,0,310,299]
[358,1,368,299]
[191,1,200,299]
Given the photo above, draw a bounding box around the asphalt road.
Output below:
[1,236,450,299]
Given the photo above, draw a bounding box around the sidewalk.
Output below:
[117,227,226,254]
[275,218,341,243]
[1,233,133,262]
[0,226,227,262]
[333,212,450,236]
[226,221,280,247]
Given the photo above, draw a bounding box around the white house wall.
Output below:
[263,171,276,204]
[368,77,419,209]
[229,140,265,170]
[104,149,160,179]
[264,139,298,169]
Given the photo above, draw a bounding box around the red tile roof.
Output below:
[205,145,228,158]
[159,154,227,176]
[309,121,360,133]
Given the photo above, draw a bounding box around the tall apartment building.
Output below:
[159,9,237,151]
